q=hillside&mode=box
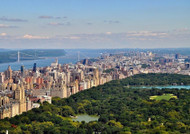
[1,73,190,134]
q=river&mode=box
[0,50,101,72]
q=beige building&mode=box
[50,82,67,98]
[0,83,28,119]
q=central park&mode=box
[0,73,190,134]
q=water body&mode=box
[135,85,190,89]
[72,114,99,123]
[0,50,101,72]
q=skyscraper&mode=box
[175,54,180,59]
[0,73,5,83]
[4,65,12,80]
[21,65,25,76]
[33,63,37,72]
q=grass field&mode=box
[150,94,177,101]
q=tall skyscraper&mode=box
[21,65,25,76]
[14,83,26,114]
[82,59,88,65]
[33,63,37,72]
[4,65,12,80]
[0,73,5,83]
[175,54,180,59]
[185,63,190,69]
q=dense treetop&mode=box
[1,73,190,134]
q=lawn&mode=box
[150,94,177,101]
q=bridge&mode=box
[9,51,43,62]
[77,51,90,61]
[10,51,90,63]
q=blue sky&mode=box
[0,0,190,49]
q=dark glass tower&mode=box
[175,54,179,59]
[33,63,37,72]
[21,65,24,76]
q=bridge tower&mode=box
[77,51,80,62]
[18,51,20,62]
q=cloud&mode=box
[87,22,93,25]
[39,16,67,19]
[0,33,7,36]
[23,34,49,39]
[64,36,80,40]
[0,33,12,40]
[3,30,189,41]
[126,31,168,37]
[48,22,70,26]
[48,22,65,26]
[55,17,61,19]
[173,28,190,32]
[0,24,18,28]
[106,32,112,35]
[55,30,173,42]
[0,17,27,22]
[104,20,120,24]
[39,16,54,19]
[1,29,189,49]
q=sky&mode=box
[0,0,190,49]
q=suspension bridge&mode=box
[10,51,90,63]
[9,51,43,62]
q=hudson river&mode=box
[0,50,100,72]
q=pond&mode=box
[72,114,99,123]
[134,85,190,89]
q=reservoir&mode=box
[72,114,99,123]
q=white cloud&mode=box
[48,22,64,26]
[48,22,70,26]
[23,34,49,39]
[126,31,168,37]
[0,17,27,22]
[173,28,190,32]
[39,16,53,19]
[0,33,7,36]
[0,24,8,28]
[106,32,112,35]
[39,16,67,19]
[64,36,80,40]
[1,29,189,49]
[0,24,18,28]
[104,20,120,24]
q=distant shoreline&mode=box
[0,49,66,64]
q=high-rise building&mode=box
[185,63,190,69]
[0,73,5,83]
[14,83,26,114]
[4,65,12,80]
[21,65,25,76]
[175,54,180,59]
[0,83,28,119]
[33,63,37,72]
[51,58,59,68]
[82,59,88,65]
[93,68,100,86]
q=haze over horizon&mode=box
[0,0,190,49]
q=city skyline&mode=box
[0,0,190,49]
